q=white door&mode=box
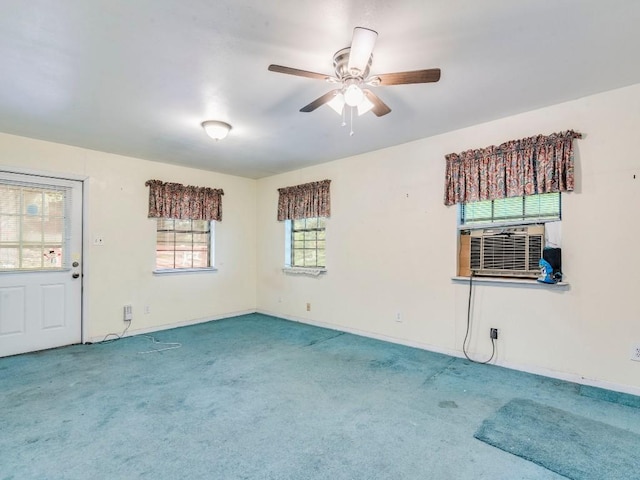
[0,172,83,357]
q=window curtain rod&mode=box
[454,136,581,156]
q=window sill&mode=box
[451,276,569,288]
[153,267,218,276]
[282,267,327,277]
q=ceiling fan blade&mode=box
[300,90,342,113]
[268,64,330,81]
[376,68,441,86]
[363,90,391,117]
[347,27,378,75]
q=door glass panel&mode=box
[44,217,63,244]
[0,183,69,271]
[22,247,44,269]
[0,215,18,242]
[23,217,43,242]
[0,247,18,269]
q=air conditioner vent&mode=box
[464,225,544,278]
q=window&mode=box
[277,179,330,273]
[458,193,562,279]
[461,192,561,227]
[0,182,70,271]
[286,217,326,268]
[446,131,578,282]
[155,219,213,270]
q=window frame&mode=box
[153,218,216,273]
[457,193,563,282]
[284,216,327,270]
[0,181,71,272]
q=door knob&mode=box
[72,273,80,279]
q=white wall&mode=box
[0,133,257,339]
[256,83,640,394]
[2,83,638,394]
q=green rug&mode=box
[474,398,640,479]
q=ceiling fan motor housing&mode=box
[333,48,372,81]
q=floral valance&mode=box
[145,180,224,221]
[277,179,331,221]
[444,130,582,206]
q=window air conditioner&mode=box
[459,225,544,279]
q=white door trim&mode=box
[0,164,88,346]
[0,165,88,183]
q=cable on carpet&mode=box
[137,335,182,354]
[98,321,181,354]
[462,272,496,364]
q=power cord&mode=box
[101,319,132,343]
[462,272,496,364]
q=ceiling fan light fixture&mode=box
[327,93,345,115]
[344,84,365,107]
[201,120,232,140]
[357,96,375,116]
[348,27,378,75]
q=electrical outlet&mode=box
[123,304,132,322]
[395,312,402,323]
[631,344,640,362]
[144,305,150,315]
[306,303,311,312]
[490,328,499,340]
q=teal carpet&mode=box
[579,384,640,409]
[474,398,640,479]
[1,313,639,479]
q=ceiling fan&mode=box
[268,27,441,119]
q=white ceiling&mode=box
[0,1,639,179]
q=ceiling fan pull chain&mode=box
[341,105,346,127]
[350,107,355,136]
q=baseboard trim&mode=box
[87,309,255,344]
[257,309,462,357]
[256,309,640,398]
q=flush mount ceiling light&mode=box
[201,120,232,140]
